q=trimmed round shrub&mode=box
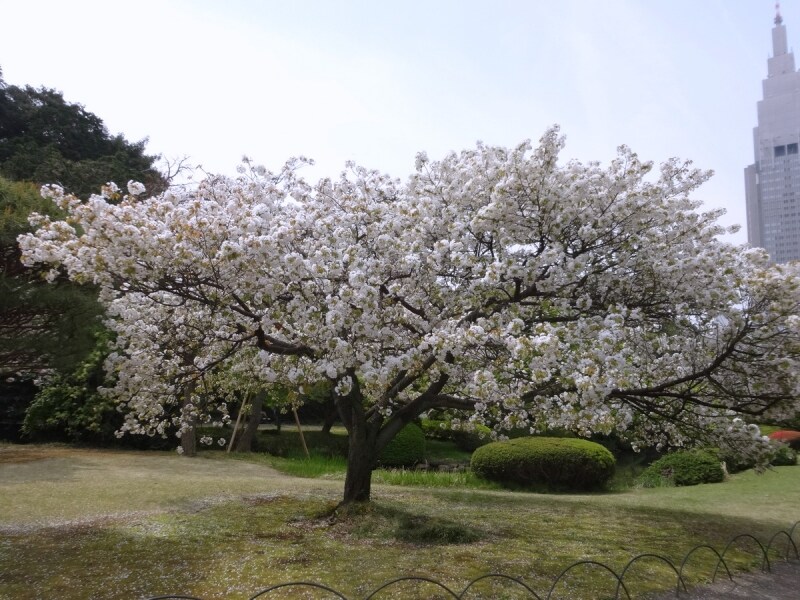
[637,450,724,487]
[379,423,426,467]
[470,437,616,491]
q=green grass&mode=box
[231,450,499,489]
[1,445,799,600]
[372,466,502,489]
[246,451,348,478]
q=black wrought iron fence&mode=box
[145,521,800,600]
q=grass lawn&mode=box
[0,444,798,599]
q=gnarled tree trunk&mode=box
[335,375,380,505]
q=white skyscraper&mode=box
[745,6,800,263]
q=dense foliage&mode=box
[21,334,118,443]
[254,430,348,458]
[0,73,166,198]
[470,436,615,490]
[770,444,797,466]
[19,128,800,503]
[0,176,102,375]
[637,450,725,487]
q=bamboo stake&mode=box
[227,391,250,453]
[292,407,310,458]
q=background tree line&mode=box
[0,66,166,441]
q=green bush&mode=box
[715,448,755,474]
[420,419,451,440]
[637,450,725,487]
[22,337,119,444]
[470,437,616,491]
[771,444,798,466]
[379,423,426,467]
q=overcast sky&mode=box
[1,1,795,244]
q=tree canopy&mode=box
[19,128,800,504]
[0,71,166,198]
[0,67,167,377]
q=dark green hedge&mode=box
[470,436,615,491]
[637,450,725,487]
[379,423,426,467]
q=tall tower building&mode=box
[745,6,800,263]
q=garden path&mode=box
[647,560,800,599]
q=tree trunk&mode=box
[343,422,378,503]
[336,374,379,505]
[235,390,265,452]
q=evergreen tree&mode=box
[0,69,167,197]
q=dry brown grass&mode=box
[0,444,342,530]
[0,444,75,464]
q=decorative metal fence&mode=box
[145,521,800,600]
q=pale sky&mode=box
[0,0,794,245]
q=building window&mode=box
[789,143,799,155]
[776,145,787,157]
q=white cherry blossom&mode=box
[19,127,800,503]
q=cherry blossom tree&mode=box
[19,128,800,505]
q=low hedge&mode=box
[379,423,426,467]
[637,449,724,487]
[470,436,615,491]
